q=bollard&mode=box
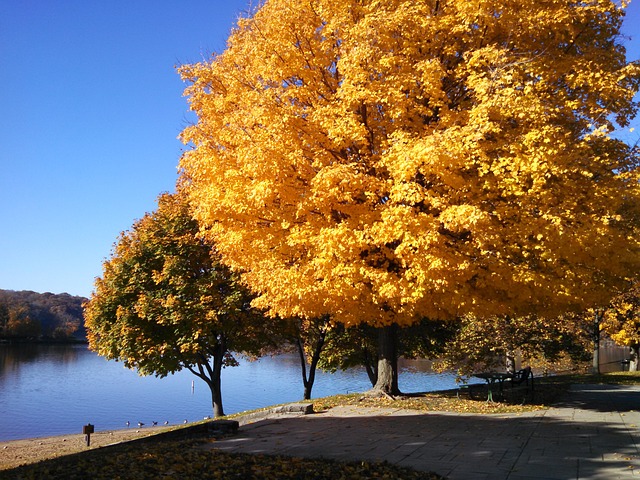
[83,423,95,446]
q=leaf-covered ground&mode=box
[315,379,561,415]
[2,438,444,480]
[313,372,640,415]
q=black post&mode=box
[83,423,94,446]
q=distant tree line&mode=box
[0,289,87,341]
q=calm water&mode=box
[0,344,463,442]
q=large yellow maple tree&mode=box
[179,0,640,393]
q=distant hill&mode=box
[0,289,87,341]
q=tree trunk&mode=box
[202,343,225,417]
[371,324,401,395]
[188,342,226,417]
[363,347,378,387]
[209,373,224,417]
[592,310,601,375]
[505,352,516,374]
[296,328,327,400]
[210,346,224,417]
[296,339,309,398]
[302,381,312,400]
[630,345,639,372]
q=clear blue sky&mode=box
[1,1,639,299]
[0,0,253,298]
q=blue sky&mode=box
[0,0,252,297]
[1,1,639,299]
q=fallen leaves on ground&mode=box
[2,438,444,480]
[315,382,565,415]
[313,373,640,415]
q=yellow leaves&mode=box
[19,437,438,480]
[601,283,640,348]
[439,205,489,234]
[179,0,640,329]
[307,164,370,210]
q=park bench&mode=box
[504,366,534,403]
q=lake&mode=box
[0,344,464,442]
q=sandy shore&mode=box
[0,425,176,470]
[0,406,285,471]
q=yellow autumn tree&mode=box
[179,0,640,394]
[601,282,640,371]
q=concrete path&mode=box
[208,384,640,479]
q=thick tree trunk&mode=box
[302,381,312,400]
[505,352,516,374]
[210,346,224,417]
[304,349,319,400]
[206,345,226,417]
[209,373,224,417]
[371,324,401,395]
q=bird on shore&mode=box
[183,419,188,424]
[164,421,169,425]
[125,421,130,427]
[152,421,158,426]
[138,421,145,428]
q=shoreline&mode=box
[0,424,177,470]
[0,421,178,445]
[0,407,282,471]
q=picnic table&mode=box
[473,367,534,403]
[473,372,514,402]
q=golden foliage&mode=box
[179,0,640,328]
[434,313,593,376]
[601,282,640,347]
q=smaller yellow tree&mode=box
[436,314,592,376]
[601,282,640,371]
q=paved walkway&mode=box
[208,384,640,479]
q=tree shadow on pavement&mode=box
[209,388,640,480]
[550,383,640,413]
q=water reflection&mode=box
[0,344,461,442]
[0,343,81,370]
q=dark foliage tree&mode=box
[84,193,275,417]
